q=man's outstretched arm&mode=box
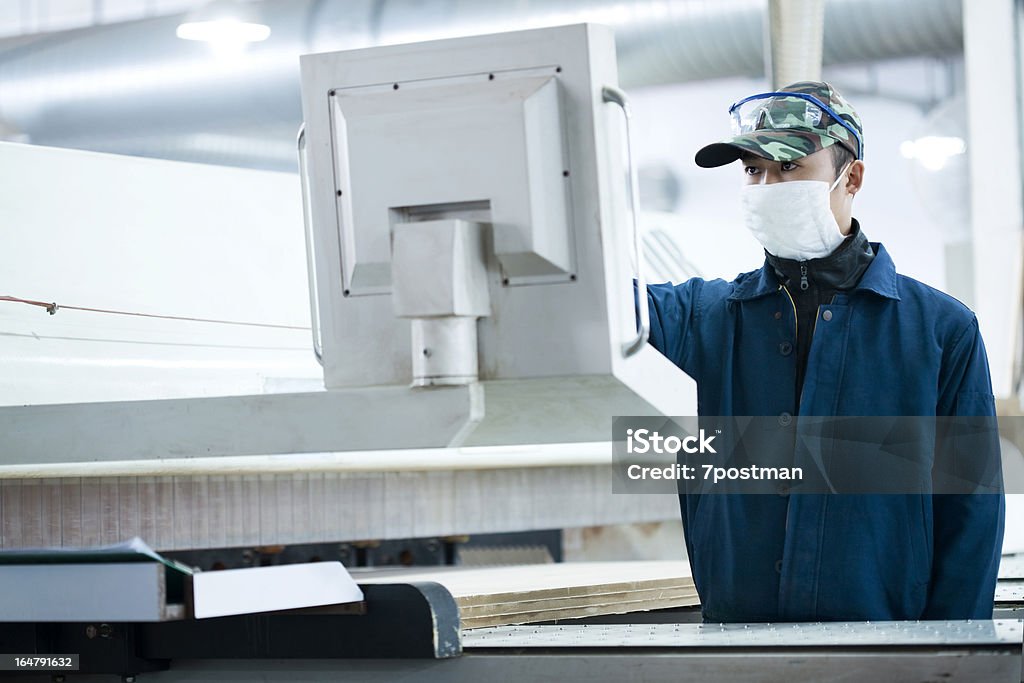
[635,278,703,377]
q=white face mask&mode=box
[740,162,852,261]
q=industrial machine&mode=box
[296,21,693,442]
[0,22,1021,683]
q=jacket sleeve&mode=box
[636,279,703,378]
[922,316,1005,619]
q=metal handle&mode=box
[297,123,324,365]
[602,85,649,358]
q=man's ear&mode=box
[847,160,865,196]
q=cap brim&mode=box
[695,130,835,168]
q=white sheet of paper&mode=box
[191,561,364,619]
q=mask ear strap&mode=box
[829,160,854,193]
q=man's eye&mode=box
[744,166,760,175]
[781,162,798,171]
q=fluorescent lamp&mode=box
[176,0,270,57]
[900,135,966,172]
[176,18,271,43]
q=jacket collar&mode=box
[765,219,874,292]
[728,221,901,302]
[852,242,901,301]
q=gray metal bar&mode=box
[462,620,1024,648]
[61,650,1022,683]
[0,469,677,551]
[0,563,180,622]
[0,385,479,466]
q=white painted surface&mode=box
[191,561,364,618]
[0,142,322,406]
[0,441,614,478]
[963,0,1024,399]
[301,24,697,422]
[332,72,572,289]
[0,562,167,621]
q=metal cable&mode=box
[0,294,310,330]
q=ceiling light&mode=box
[900,135,966,172]
[176,0,270,56]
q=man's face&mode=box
[739,146,862,234]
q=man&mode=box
[645,81,1004,622]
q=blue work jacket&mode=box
[645,242,1005,622]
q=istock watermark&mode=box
[625,428,718,455]
[611,415,1005,495]
[625,462,804,484]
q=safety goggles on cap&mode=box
[728,91,864,160]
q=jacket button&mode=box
[778,412,792,426]
[774,559,783,574]
[773,311,782,320]
[778,341,793,356]
[822,309,833,322]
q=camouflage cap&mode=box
[695,81,863,168]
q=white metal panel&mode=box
[0,562,171,621]
[391,220,490,317]
[0,385,482,466]
[963,0,1024,399]
[0,142,321,406]
[332,72,572,290]
[300,23,696,416]
[301,25,602,385]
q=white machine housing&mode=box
[299,23,695,443]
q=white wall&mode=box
[0,0,205,37]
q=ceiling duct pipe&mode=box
[766,0,826,88]
[0,0,962,171]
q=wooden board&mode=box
[352,561,698,628]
